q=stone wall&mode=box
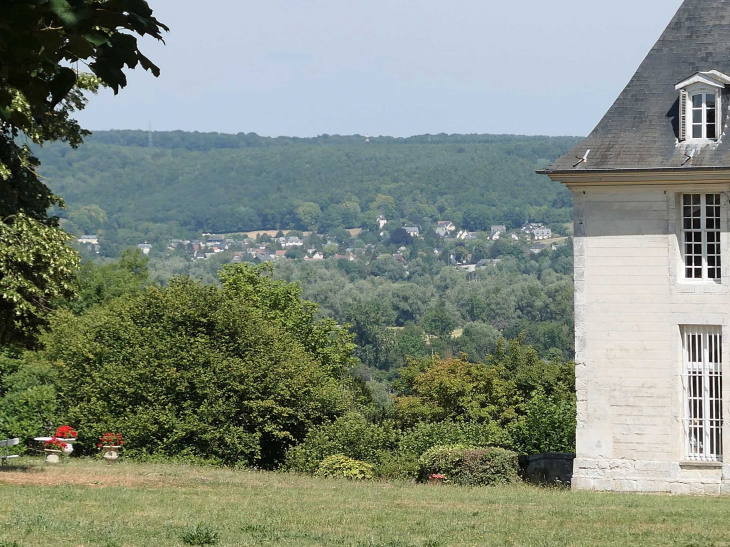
[573,457,730,495]
[569,185,730,493]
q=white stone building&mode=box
[542,0,730,494]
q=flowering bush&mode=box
[44,438,68,452]
[428,473,447,482]
[98,432,124,447]
[55,425,77,439]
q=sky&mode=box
[76,0,685,138]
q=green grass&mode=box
[1,460,729,546]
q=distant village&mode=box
[76,217,567,271]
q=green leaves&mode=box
[0,213,79,348]
[42,269,357,466]
[49,67,77,107]
[0,0,167,345]
[49,0,80,26]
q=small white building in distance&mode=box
[541,0,730,494]
[532,228,552,240]
[78,235,98,245]
[490,225,507,239]
[137,243,152,255]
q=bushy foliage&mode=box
[373,451,420,481]
[397,421,511,457]
[315,454,375,481]
[393,353,521,426]
[0,351,59,452]
[509,388,576,455]
[392,340,575,456]
[285,412,399,474]
[44,266,358,466]
[1,0,166,347]
[418,445,520,486]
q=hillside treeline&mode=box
[34,131,580,247]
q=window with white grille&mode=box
[682,326,723,462]
[681,194,722,281]
[691,92,717,140]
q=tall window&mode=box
[682,326,723,462]
[691,93,717,139]
[682,194,721,281]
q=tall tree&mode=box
[0,0,168,346]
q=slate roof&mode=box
[546,0,730,173]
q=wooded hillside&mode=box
[35,131,581,245]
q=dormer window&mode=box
[675,70,730,142]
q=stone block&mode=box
[700,483,721,496]
[575,458,599,469]
[636,480,671,493]
[612,480,637,492]
[592,479,614,491]
[572,477,594,491]
[670,482,691,495]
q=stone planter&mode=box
[59,438,76,456]
[102,445,121,464]
[45,449,62,464]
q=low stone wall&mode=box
[572,458,730,494]
[523,452,575,485]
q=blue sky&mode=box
[77,0,684,138]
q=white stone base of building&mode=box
[572,458,730,495]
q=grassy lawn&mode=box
[1,460,729,547]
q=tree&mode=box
[297,202,322,230]
[420,301,457,340]
[390,228,413,246]
[371,194,397,219]
[38,265,361,466]
[64,248,149,313]
[0,0,168,346]
[345,300,397,371]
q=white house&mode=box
[78,235,98,245]
[533,228,552,240]
[490,225,507,239]
[541,0,730,494]
[435,221,456,237]
[137,243,152,255]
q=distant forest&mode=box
[34,131,581,249]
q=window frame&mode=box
[680,86,722,142]
[690,92,717,140]
[682,325,723,462]
[680,193,722,283]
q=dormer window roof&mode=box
[675,70,730,143]
[675,70,730,90]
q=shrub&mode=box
[509,388,576,455]
[181,525,219,545]
[316,454,374,480]
[418,445,519,486]
[0,351,59,453]
[285,412,399,474]
[398,421,510,457]
[374,451,419,481]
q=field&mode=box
[1,460,729,547]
